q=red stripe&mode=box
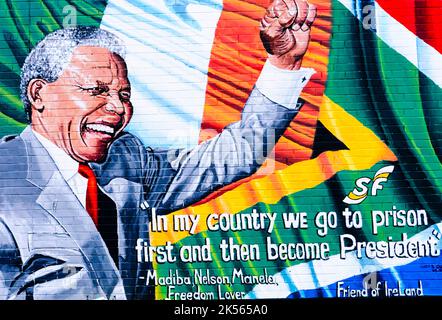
[376,0,442,54]
[415,0,442,54]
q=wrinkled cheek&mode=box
[68,119,87,149]
[69,131,84,152]
[126,105,134,124]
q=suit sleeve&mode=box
[144,69,312,214]
[0,220,23,300]
[0,218,109,300]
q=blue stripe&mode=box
[288,255,442,298]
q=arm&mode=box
[149,74,311,213]
[0,221,22,300]
[144,0,317,213]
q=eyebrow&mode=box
[78,80,130,91]
[92,66,112,69]
[96,80,111,87]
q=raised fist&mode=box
[260,0,317,70]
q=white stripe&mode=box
[338,0,442,88]
[245,222,442,298]
[101,0,223,148]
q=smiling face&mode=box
[30,46,133,163]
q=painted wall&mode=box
[0,0,440,300]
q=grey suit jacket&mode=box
[0,88,302,300]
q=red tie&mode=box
[78,163,99,226]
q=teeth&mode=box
[85,123,115,135]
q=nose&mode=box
[104,92,125,115]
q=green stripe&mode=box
[0,112,25,137]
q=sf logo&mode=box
[343,165,395,205]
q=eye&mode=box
[76,84,109,96]
[119,91,131,101]
[87,86,109,96]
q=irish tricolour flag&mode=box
[0,0,440,298]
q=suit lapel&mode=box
[21,127,124,299]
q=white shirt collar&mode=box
[32,129,80,182]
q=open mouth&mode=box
[82,121,122,140]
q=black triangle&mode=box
[311,120,349,159]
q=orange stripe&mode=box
[199,0,331,153]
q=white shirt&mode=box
[255,61,315,110]
[33,64,315,208]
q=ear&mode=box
[27,79,48,113]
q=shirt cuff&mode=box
[255,59,316,110]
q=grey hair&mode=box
[20,26,126,123]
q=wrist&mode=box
[268,55,303,70]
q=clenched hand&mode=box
[260,0,317,70]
